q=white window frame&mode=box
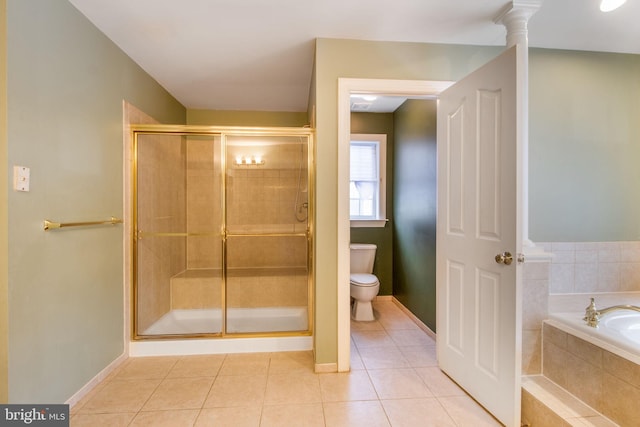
[350,133,387,228]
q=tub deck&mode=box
[548,293,640,365]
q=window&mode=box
[350,134,387,227]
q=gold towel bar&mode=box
[43,217,123,231]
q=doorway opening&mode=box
[337,79,453,371]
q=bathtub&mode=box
[547,295,640,365]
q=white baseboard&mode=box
[66,351,128,408]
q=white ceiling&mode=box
[68,0,640,112]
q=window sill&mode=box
[350,219,388,228]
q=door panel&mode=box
[134,133,223,337]
[437,46,521,427]
[446,104,465,235]
[476,268,499,377]
[445,260,465,354]
[224,134,310,334]
[477,90,502,241]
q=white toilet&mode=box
[350,243,380,321]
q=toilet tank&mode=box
[350,243,377,274]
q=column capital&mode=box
[494,0,543,47]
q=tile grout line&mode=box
[129,357,181,424]
[192,354,227,426]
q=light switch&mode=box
[13,166,30,192]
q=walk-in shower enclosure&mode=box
[131,126,313,339]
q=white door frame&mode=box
[336,78,454,371]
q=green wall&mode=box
[6,0,185,402]
[0,0,8,404]
[313,38,502,365]
[350,112,394,296]
[187,109,308,127]
[392,99,438,330]
[529,49,640,242]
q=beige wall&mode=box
[6,0,185,402]
[313,38,501,364]
[0,0,8,404]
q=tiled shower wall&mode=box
[522,241,640,375]
[173,139,309,310]
[227,168,303,229]
[183,140,309,270]
[225,144,308,269]
[186,137,222,270]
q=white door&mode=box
[436,46,522,427]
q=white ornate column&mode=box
[495,0,543,254]
[496,1,552,381]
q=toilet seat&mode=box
[350,273,379,287]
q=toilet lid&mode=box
[350,273,379,286]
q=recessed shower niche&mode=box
[131,126,313,339]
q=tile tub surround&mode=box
[522,240,640,374]
[521,376,617,427]
[548,292,640,314]
[540,241,640,294]
[542,322,640,426]
[522,260,551,375]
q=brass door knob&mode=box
[495,251,513,265]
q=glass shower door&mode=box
[134,132,223,337]
[225,134,310,334]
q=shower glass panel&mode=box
[132,127,312,339]
[134,133,223,336]
[225,135,309,333]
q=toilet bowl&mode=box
[350,243,380,321]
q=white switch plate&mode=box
[13,166,30,192]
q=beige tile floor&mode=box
[71,300,501,426]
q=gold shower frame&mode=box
[130,124,315,341]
